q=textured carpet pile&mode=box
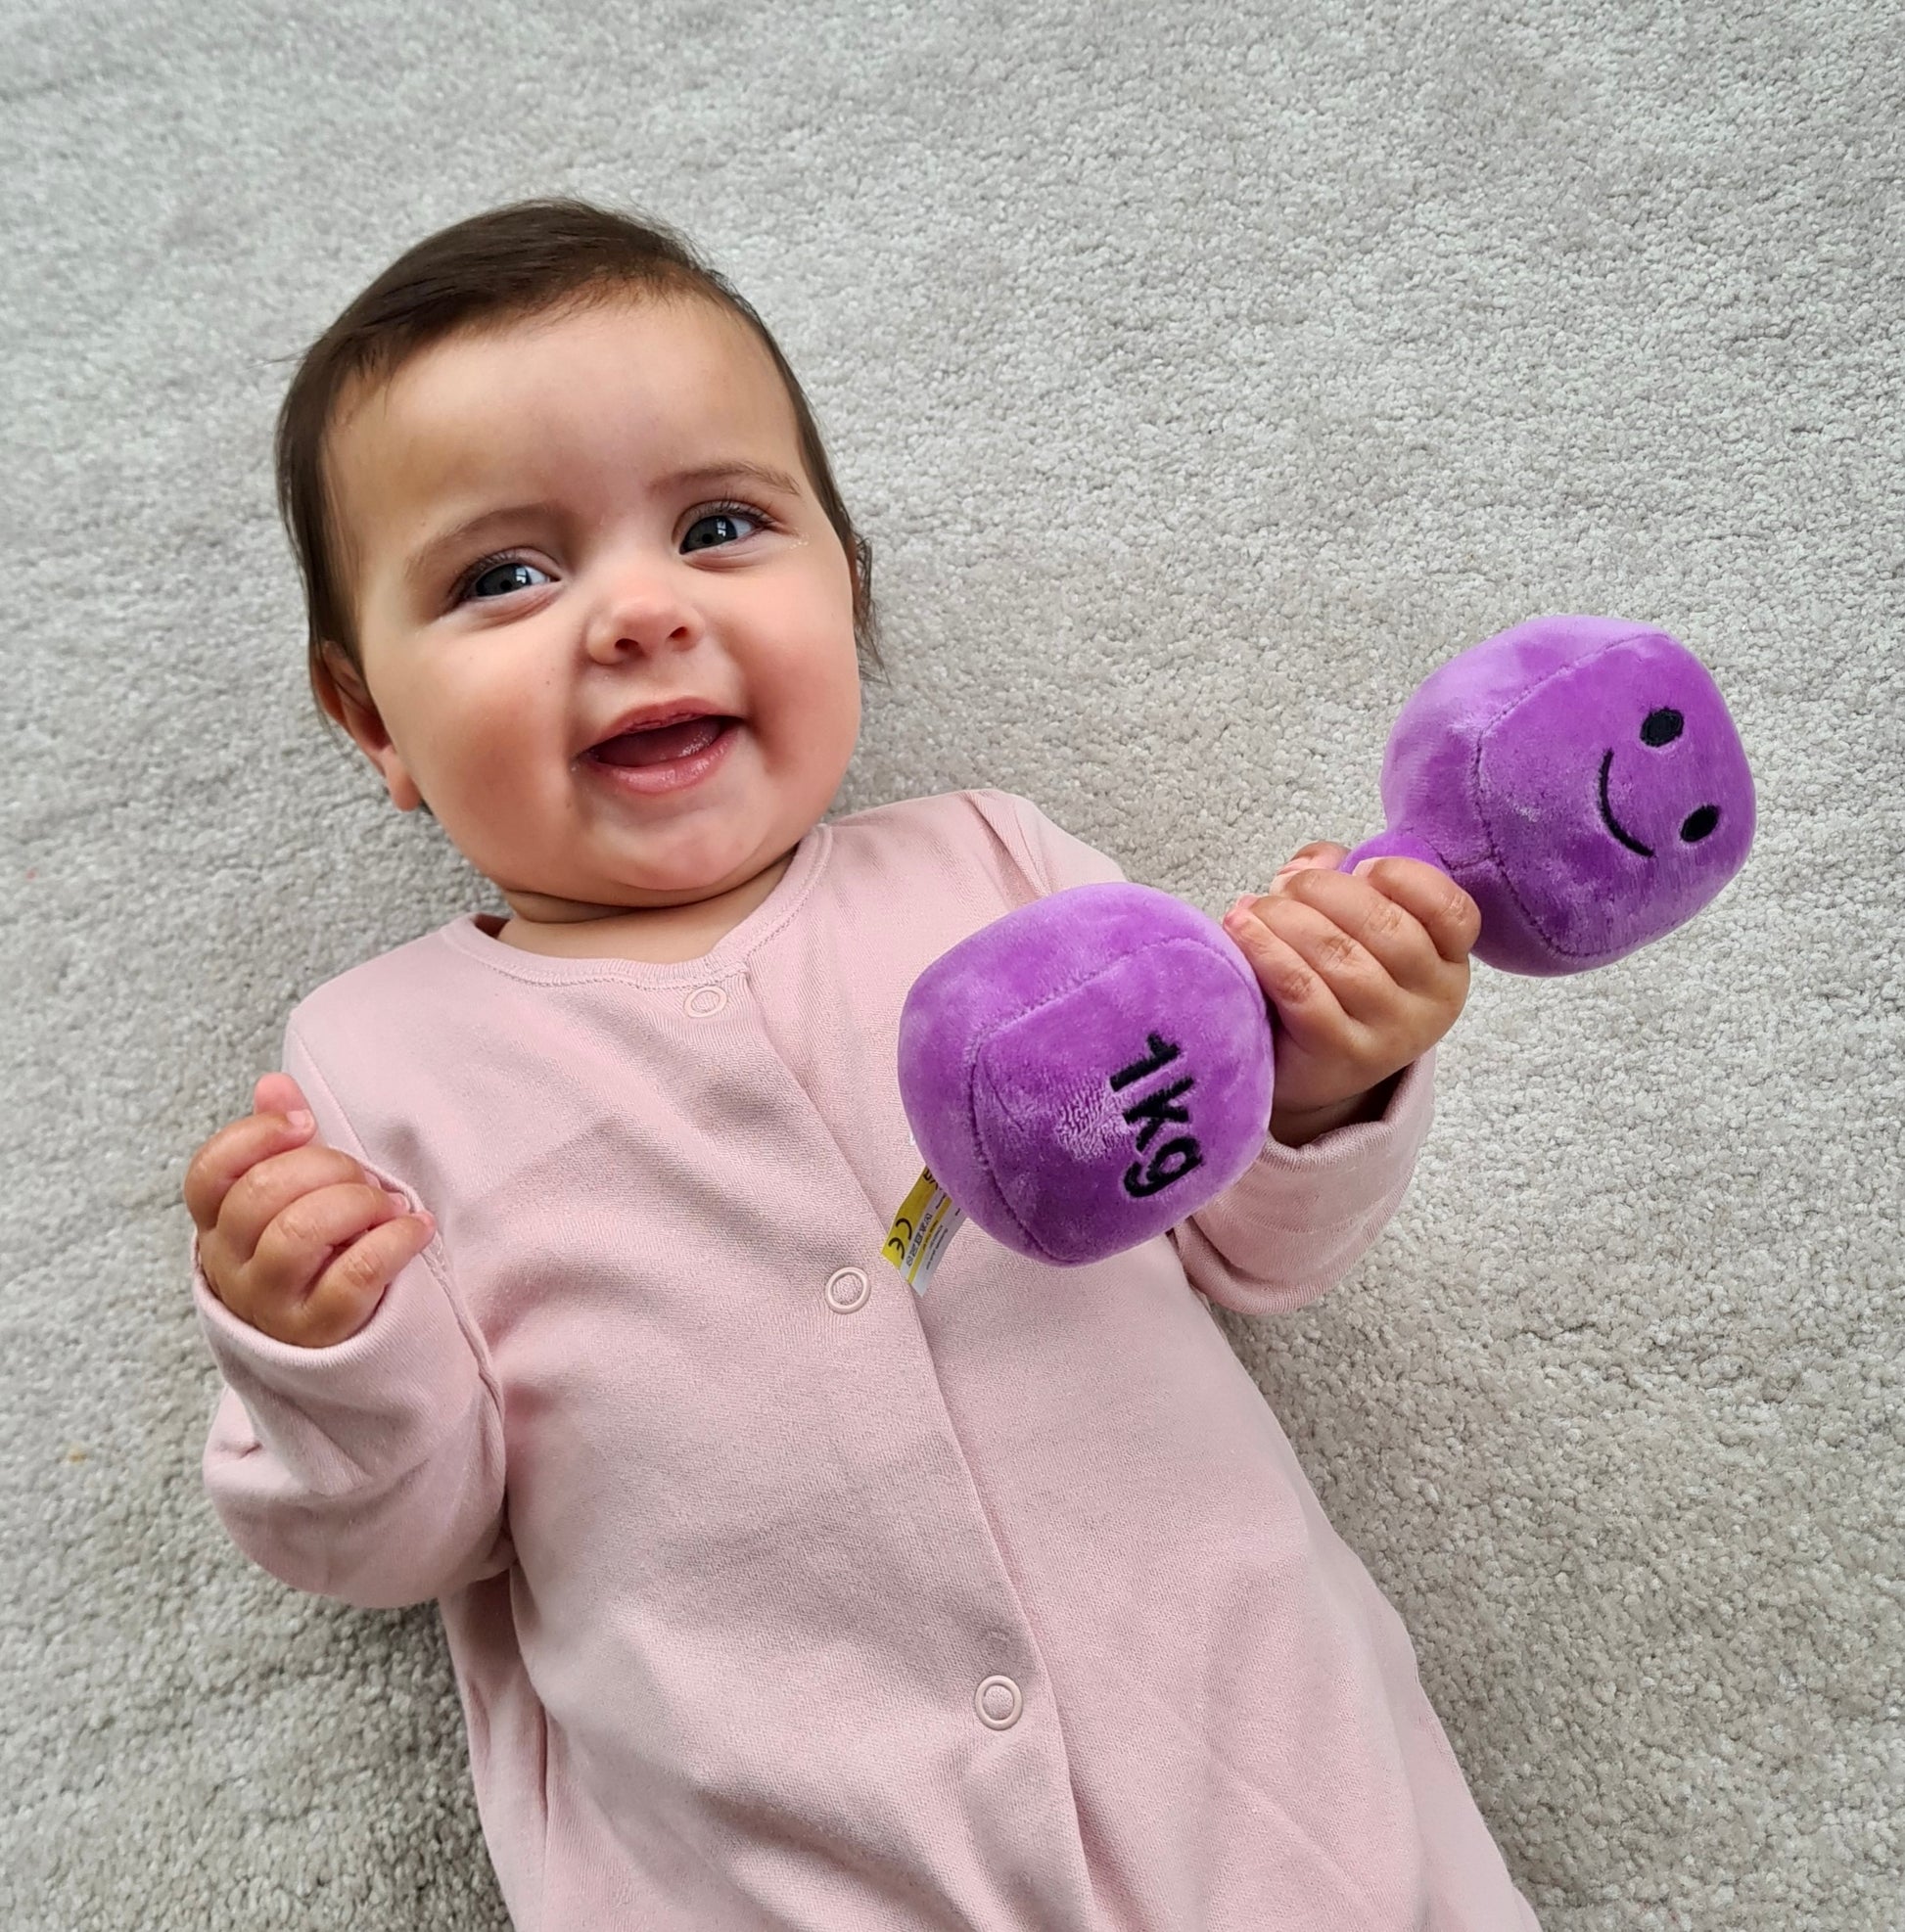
[2,1,1898,1925]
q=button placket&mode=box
[643,924,1041,1756]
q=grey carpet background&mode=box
[3,0,1899,1925]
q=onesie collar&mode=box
[436,818,833,989]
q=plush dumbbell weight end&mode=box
[1336,614,1757,975]
[895,884,1275,1266]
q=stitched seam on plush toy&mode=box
[967,1047,1053,1261]
[1472,631,1652,964]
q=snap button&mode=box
[684,985,727,1018]
[824,1266,870,1313]
[975,1675,1022,1729]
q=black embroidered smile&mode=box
[1598,749,1653,856]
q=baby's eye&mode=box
[681,507,766,553]
[461,558,553,603]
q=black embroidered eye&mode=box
[1680,805,1720,843]
[1641,708,1684,747]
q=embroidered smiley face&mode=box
[1597,706,1724,856]
[1472,632,1756,968]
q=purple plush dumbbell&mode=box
[1339,615,1756,973]
[896,615,1755,1269]
[896,886,1275,1266]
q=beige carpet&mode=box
[2,0,1898,1924]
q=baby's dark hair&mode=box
[275,196,883,761]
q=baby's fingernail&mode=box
[286,1109,314,1132]
[1352,858,1376,877]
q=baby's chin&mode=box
[496,839,803,926]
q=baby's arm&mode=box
[186,1056,511,1610]
[1164,1049,1435,1316]
[986,790,1438,1318]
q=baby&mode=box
[183,198,1540,1930]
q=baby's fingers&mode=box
[241,1181,434,1348]
[1268,841,1351,883]
[183,1105,319,1237]
[1349,856,1481,965]
[1223,902,1351,1044]
[253,1071,313,1125]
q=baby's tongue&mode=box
[594,717,725,767]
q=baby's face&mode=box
[322,293,861,924]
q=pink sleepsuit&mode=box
[193,787,1541,1930]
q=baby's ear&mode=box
[312,649,409,792]
[312,645,423,811]
[315,643,378,733]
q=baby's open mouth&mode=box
[591,717,736,767]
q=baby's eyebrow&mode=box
[659,460,805,500]
[402,461,806,592]
[405,501,562,592]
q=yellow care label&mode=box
[882,1165,968,1295]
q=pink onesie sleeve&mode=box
[193,1020,513,1611]
[992,790,1437,1318]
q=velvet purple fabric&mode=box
[1340,615,1756,974]
[896,884,1275,1265]
[897,614,1756,1265]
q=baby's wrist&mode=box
[1268,1076,1397,1148]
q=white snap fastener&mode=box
[684,985,726,1018]
[975,1675,1022,1729]
[825,1266,869,1313]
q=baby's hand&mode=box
[1223,843,1481,1143]
[183,1073,436,1348]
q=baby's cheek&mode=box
[760,625,860,750]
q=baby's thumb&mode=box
[252,1071,310,1122]
[1267,841,1351,887]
